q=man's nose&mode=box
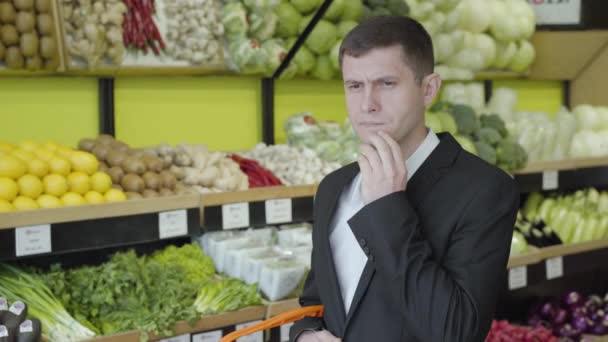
[361,87,380,114]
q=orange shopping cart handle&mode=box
[219,305,324,342]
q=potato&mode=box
[39,35,54,58]
[0,3,15,24]
[35,13,50,35]
[15,11,33,32]
[1,24,18,45]
[43,55,57,70]
[5,46,23,69]
[25,55,40,70]
[35,0,49,13]
[19,31,37,56]
[0,41,4,59]
[13,0,33,11]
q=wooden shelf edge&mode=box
[0,194,200,230]
[508,248,542,269]
[201,185,318,207]
[514,157,608,175]
[537,238,608,260]
[266,298,301,318]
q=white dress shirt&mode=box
[329,129,440,314]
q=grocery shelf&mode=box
[87,305,267,342]
[513,157,608,192]
[0,194,201,261]
[201,185,317,231]
[515,157,608,175]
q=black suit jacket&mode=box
[290,133,519,342]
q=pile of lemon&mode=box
[0,141,127,212]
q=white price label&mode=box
[509,266,527,290]
[15,224,51,257]
[0,326,7,337]
[265,198,292,224]
[159,209,188,239]
[19,320,33,333]
[222,202,250,230]
[281,322,294,342]
[9,301,25,316]
[528,0,581,25]
[192,330,222,342]
[0,298,7,311]
[236,321,263,342]
[546,256,564,279]
[158,334,190,342]
[542,170,559,190]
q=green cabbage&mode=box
[330,40,341,71]
[338,20,357,39]
[456,0,491,33]
[263,39,287,75]
[299,14,313,33]
[493,41,517,69]
[340,0,363,21]
[311,55,336,80]
[293,45,316,75]
[249,12,278,41]
[275,1,303,37]
[221,2,249,39]
[243,0,281,13]
[305,20,338,55]
[324,0,346,22]
[291,0,321,14]
[509,40,535,73]
[229,38,268,74]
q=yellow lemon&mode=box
[56,147,74,160]
[10,149,35,162]
[0,177,19,202]
[34,148,55,162]
[27,159,49,178]
[48,157,71,176]
[71,151,99,176]
[67,172,90,195]
[91,172,112,193]
[0,142,14,153]
[84,191,105,204]
[13,196,39,210]
[17,174,43,199]
[104,189,127,202]
[0,199,14,212]
[42,142,60,152]
[61,192,86,206]
[0,155,27,180]
[43,174,68,197]
[18,140,40,152]
[37,194,63,208]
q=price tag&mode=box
[236,321,263,342]
[19,320,33,333]
[0,298,8,311]
[0,326,7,337]
[546,256,564,280]
[159,209,188,239]
[509,266,527,290]
[15,224,51,257]
[265,198,292,224]
[222,202,249,230]
[528,0,581,25]
[542,170,558,190]
[9,301,25,315]
[281,322,294,342]
[158,334,190,342]
[192,330,222,342]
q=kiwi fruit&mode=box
[43,55,57,70]
[0,3,16,24]
[25,55,40,70]
[13,0,33,11]
[19,31,37,56]
[110,140,130,153]
[142,155,164,173]
[78,138,97,152]
[107,166,124,184]
[98,161,109,173]
[122,156,146,175]
[111,184,123,191]
[39,35,54,58]
[158,188,173,197]
[142,172,161,190]
[126,192,142,200]
[1,24,18,45]
[35,0,50,13]
[91,144,110,161]
[106,150,128,168]
[159,171,177,190]
[121,173,145,193]
[142,189,159,198]
[36,13,51,35]
[5,46,23,68]
[96,134,115,145]
[0,41,5,59]
[15,11,34,33]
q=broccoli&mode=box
[387,0,409,15]
[480,114,508,138]
[475,127,502,146]
[429,101,453,113]
[450,104,479,136]
[496,139,528,171]
[474,141,497,165]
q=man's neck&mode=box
[399,125,429,161]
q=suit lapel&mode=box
[316,162,360,331]
[342,133,461,332]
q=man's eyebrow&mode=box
[344,79,362,84]
[373,76,399,82]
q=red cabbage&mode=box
[564,291,583,307]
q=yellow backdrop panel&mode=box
[114,76,261,151]
[494,80,564,115]
[0,77,98,147]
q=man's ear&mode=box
[422,73,442,107]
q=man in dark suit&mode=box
[290,16,519,342]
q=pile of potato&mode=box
[0,0,59,70]
[78,135,187,199]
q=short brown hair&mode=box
[339,16,434,83]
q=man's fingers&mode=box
[378,131,407,175]
[369,133,396,177]
[358,154,372,179]
[359,144,381,173]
